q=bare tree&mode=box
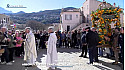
[26,20,45,30]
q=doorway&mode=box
[67,25,70,32]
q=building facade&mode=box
[0,14,10,28]
[60,0,124,31]
[60,8,82,31]
[82,0,117,25]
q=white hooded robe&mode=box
[46,33,58,67]
[24,31,37,65]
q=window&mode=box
[1,20,3,23]
[65,14,72,20]
[4,18,5,20]
[65,15,67,20]
[8,18,9,21]
[87,5,88,9]
[6,18,8,23]
[76,15,78,18]
[70,15,72,20]
[87,15,89,23]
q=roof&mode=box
[61,8,80,12]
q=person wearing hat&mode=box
[0,27,12,65]
[46,26,58,70]
[79,28,88,58]
[24,27,37,66]
[86,27,99,64]
[91,27,99,62]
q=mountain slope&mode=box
[7,7,77,24]
[0,7,12,14]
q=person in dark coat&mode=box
[79,28,87,58]
[118,27,124,64]
[86,27,99,64]
[58,31,62,48]
[72,30,77,48]
[34,31,41,50]
[91,27,99,62]
[21,31,26,55]
[71,31,74,48]
[61,32,66,47]
[66,31,72,48]
[77,30,82,49]
[40,31,48,49]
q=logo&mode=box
[6,4,27,8]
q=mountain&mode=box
[16,11,25,14]
[0,7,12,14]
[6,7,77,24]
[63,7,76,10]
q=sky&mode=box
[0,0,124,13]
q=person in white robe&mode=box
[24,27,37,66]
[46,26,58,70]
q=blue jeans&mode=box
[99,48,103,57]
[77,39,81,49]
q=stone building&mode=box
[0,14,10,28]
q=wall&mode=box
[61,12,81,31]
[0,14,10,28]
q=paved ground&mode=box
[0,48,123,70]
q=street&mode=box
[0,48,123,70]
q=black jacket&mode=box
[0,32,8,45]
[118,33,124,47]
[86,30,99,48]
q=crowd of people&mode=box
[0,26,124,67]
[0,27,38,66]
[53,27,124,65]
[0,27,25,65]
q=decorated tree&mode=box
[91,1,123,46]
